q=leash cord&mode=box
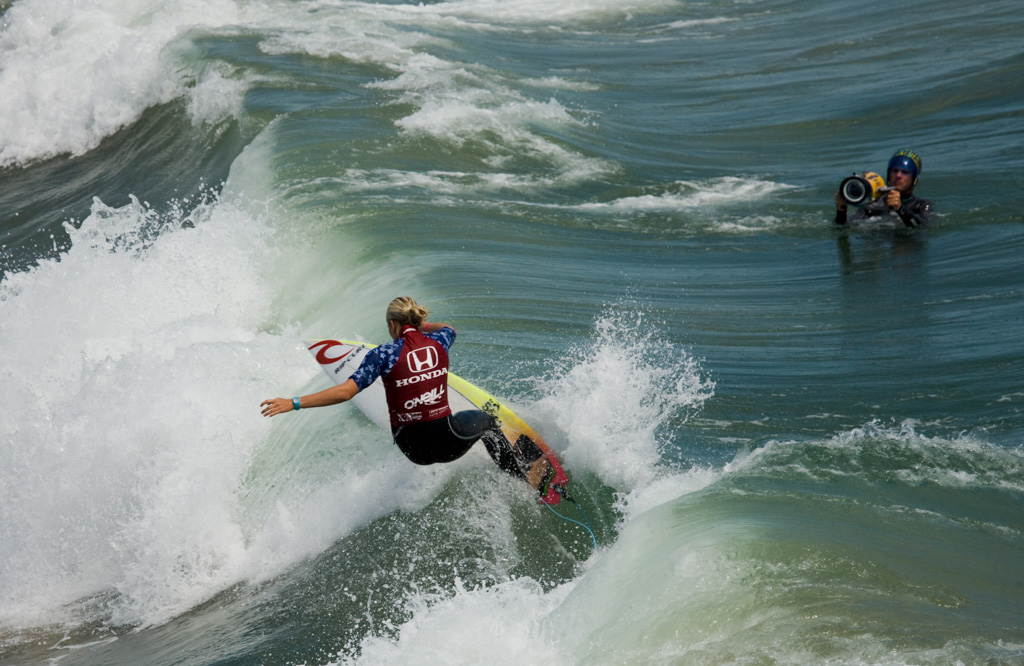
[543,498,598,550]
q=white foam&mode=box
[575,177,789,213]
[368,55,614,186]
[0,188,271,626]
[258,2,618,187]
[0,136,429,629]
[530,310,715,494]
[329,577,575,666]
[185,65,251,128]
[0,0,255,166]
[397,0,678,24]
[0,0,634,176]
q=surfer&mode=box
[834,149,935,227]
[261,297,515,470]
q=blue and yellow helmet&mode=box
[888,149,922,185]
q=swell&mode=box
[0,101,246,277]
[546,425,1024,664]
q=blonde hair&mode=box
[386,296,429,328]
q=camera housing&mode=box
[839,171,890,206]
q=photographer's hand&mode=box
[833,191,849,225]
[886,189,902,211]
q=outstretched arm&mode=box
[422,321,453,334]
[261,378,360,417]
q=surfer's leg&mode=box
[448,409,495,439]
[447,409,525,479]
[480,430,527,479]
[396,412,527,477]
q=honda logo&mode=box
[407,346,439,373]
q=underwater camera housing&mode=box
[839,171,893,206]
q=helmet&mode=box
[888,149,922,185]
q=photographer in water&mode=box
[834,149,935,227]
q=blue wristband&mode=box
[292,397,301,411]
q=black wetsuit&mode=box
[392,410,496,465]
[392,412,527,479]
[835,193,935,228]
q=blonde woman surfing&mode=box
[261,297,511,469]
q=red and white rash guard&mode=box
[381,325,453,427]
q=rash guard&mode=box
[349,326,457,426]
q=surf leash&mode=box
[543,494,598,551]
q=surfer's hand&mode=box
[260,398,293,417]
[834,191,847,211]
[886,189,902,211]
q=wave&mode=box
[331,423,1024,665]
[0,149,713,635]
[0,0,680,169]
[0,0,253,167]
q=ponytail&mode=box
[386,296,429,328]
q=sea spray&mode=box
[532,308,715,493]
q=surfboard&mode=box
[306,339,571,505]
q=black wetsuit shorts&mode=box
[392,410,495,465]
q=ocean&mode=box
[2,0,1023,663]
